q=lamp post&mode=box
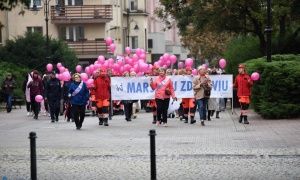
[127,19,139,48]
[264,0,272,62]
[31,0,60,63]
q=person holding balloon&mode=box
[233,64,253,124]
[68,73,90,130]
[45,71,62,123]
[27,70,44,120]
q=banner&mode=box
[111,75,233,100]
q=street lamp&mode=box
[264,0,273,62]
[127,19,139,48]
[31,0,61,63]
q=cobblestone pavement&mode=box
[0,106,300,180]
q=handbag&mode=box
[203,85,211,97]
[165,89,171,95]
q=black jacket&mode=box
[1,78,17,95]
[45,77,62,100]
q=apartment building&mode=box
[0,0,188,67]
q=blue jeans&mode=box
[6,94,12,109]
[195,98,208,120]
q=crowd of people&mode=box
[1,63,253,129]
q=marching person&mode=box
[233,64,253,124]
[93,68,111,126]
[27,70,43,119]
[193,66,212,126]
[68,73,89,130]
[122,71,133,121]
[150,67,176,127]
[1,73,17,113]
[182,67,197,124]
[45,71,62,123]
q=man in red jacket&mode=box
[93,68,111,126]
[233,64,253,124]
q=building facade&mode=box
[0,0,188,68]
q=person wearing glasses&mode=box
[68,73,89,130]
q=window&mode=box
[60,26,84,41]
[131,36,138,49]
[30,0,42,7]
[67,0,83,6]
[148,39,153,49]
[27,27,43,33]
[130,0,137,11]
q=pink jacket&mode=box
[150,75,175,99]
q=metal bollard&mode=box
[29,132,37,180]
[149,129,157,180]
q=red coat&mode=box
[233,73,253,97]
[93,76,110,99]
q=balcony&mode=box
[51,5,112,24]
[66,39,111,56]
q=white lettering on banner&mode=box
[111,75,233,100]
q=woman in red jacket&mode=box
[150,67,176,127]
[93,68,111,126]
[233,64,253,124]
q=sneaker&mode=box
[29,112,33,116]
[164,123,168,127]
[48,113,51,117]
[27,112,30,116]
[43,112,47,116]
[201,120,205,126]
[156,121,160,126]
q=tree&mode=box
[0,31,78,72]
[156,0,300,60]
[0,0,30,10]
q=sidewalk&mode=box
[0,106,300,179]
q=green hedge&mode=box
[243,54,300,119]
[0,62,31,102]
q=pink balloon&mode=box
[251,72,260,81]
[56,63,62,69]
[35,95,43,102]
[46,63,53,72]
[136,48,141,57]
[109,44,116,52]
[86,79,94,88]
[141,49,146,55]
[106,37,112,46]
[59,66,65,73]
[163,53,170,61]
[98,56,105,64]
[173,69,177,74]
[202,64,208,70]
[117,59,123,66]
[75,65,82,73]
[154,62,160,67]
[162,65,168,69]
[62,71,71,81]
[92,70,98,77]
[219,59,226,69]
[192,69,198,75]
[140,54,146,60]
[85,67,91,74]
[113,64,120,71]
[170,55,177,64]
[179,62,185,69]
[132,54,139,62]
[125,47,131,54]
[108,58,114,65]
[166,60,171,67]
[185,58,193,67]
[80,73,88,82]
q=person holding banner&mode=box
[193,66,212,126]
[122,71,134,121]
[93,68,111,126]
[233,64,253,124]
[150,67,176,127]
[149,66,159,124]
